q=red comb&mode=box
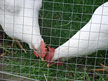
[33,50,39,57]
[45,46,63,65]
[40,41,47,58]
[45,46,55,62]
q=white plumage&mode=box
[52,2,108,61]
[0,0,43,53]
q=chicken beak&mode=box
[47,63,54,67]
[47,64,50,67]
[33,49,44,61]
[41,58,44,61]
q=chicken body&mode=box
[0,0,43,53]
[52,2,108,61]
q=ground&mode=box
[0,0,108,81]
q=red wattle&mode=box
[40,41,47,58]
[33,50,39,57]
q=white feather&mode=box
[52,2,108,61]
[0,0,42,50]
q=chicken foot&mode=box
[9,39,26,53]
[0,48,11,57]
[0,53,5,57]
[14,39,27,53]
[92,63,108,72]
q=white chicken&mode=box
[0,0,46,60]
[45,1,108,70]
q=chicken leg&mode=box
[14,39,27,53]
[0,53,5,57]
[0,39,26,57]
[0,48,11,57]
[9,39,27,53]
[92,63,108,72]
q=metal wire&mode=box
[0,0,108,81]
